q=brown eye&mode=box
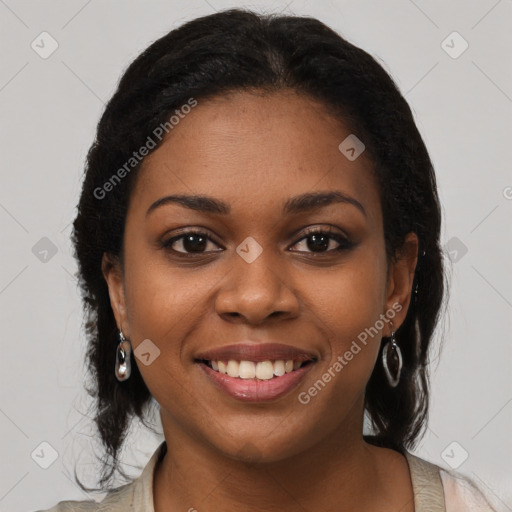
[163,231,221,254]
[290,228,354,254]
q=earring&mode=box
[115,330,132,382]
[382,329,402,387]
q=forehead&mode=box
[130,90,380,224]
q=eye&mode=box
[161,226,354,257]
[290,227,354,254]
[162,230,222,255]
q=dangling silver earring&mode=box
[115,330,132,381]
[382,329,402,387]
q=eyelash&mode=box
[161,226,354,257]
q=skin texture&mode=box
[103,90,419,511]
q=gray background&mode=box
[1,0,511,510]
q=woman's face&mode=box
[104,90,417,462]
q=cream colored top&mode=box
[35,441,501,511]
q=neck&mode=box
[153,402,392,512]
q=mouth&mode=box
[194,342,318,401]
[195,358,315,380]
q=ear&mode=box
[384,232,419,335]
[101,252,130,336]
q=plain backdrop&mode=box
[1,1,511,511]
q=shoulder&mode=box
[32,482,136,512]
[405,451,501,512]
[33,501,103,512]
[439,468,504,512]
[33,441,166,512]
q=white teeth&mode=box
[238,360,256,379]
[207,359,307,380]
[256,360,274,380]
[226,360,239,378]
[273,360,285,376]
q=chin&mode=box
[208,427,313,465]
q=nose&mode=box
[215,248,300,325]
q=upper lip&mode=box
[195,343,317,363]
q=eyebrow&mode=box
[146,191,366,218]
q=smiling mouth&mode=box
[196,358,315,380]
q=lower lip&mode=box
[197,361,315,402]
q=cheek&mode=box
[308,254,386,327]
[125,260,208,341]
[122,250,229,391]
[294,269,386,422]
[122,262,206,404]
[302,250,387,374]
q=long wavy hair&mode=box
[71,8,447,492]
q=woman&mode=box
[36,8,500,512]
